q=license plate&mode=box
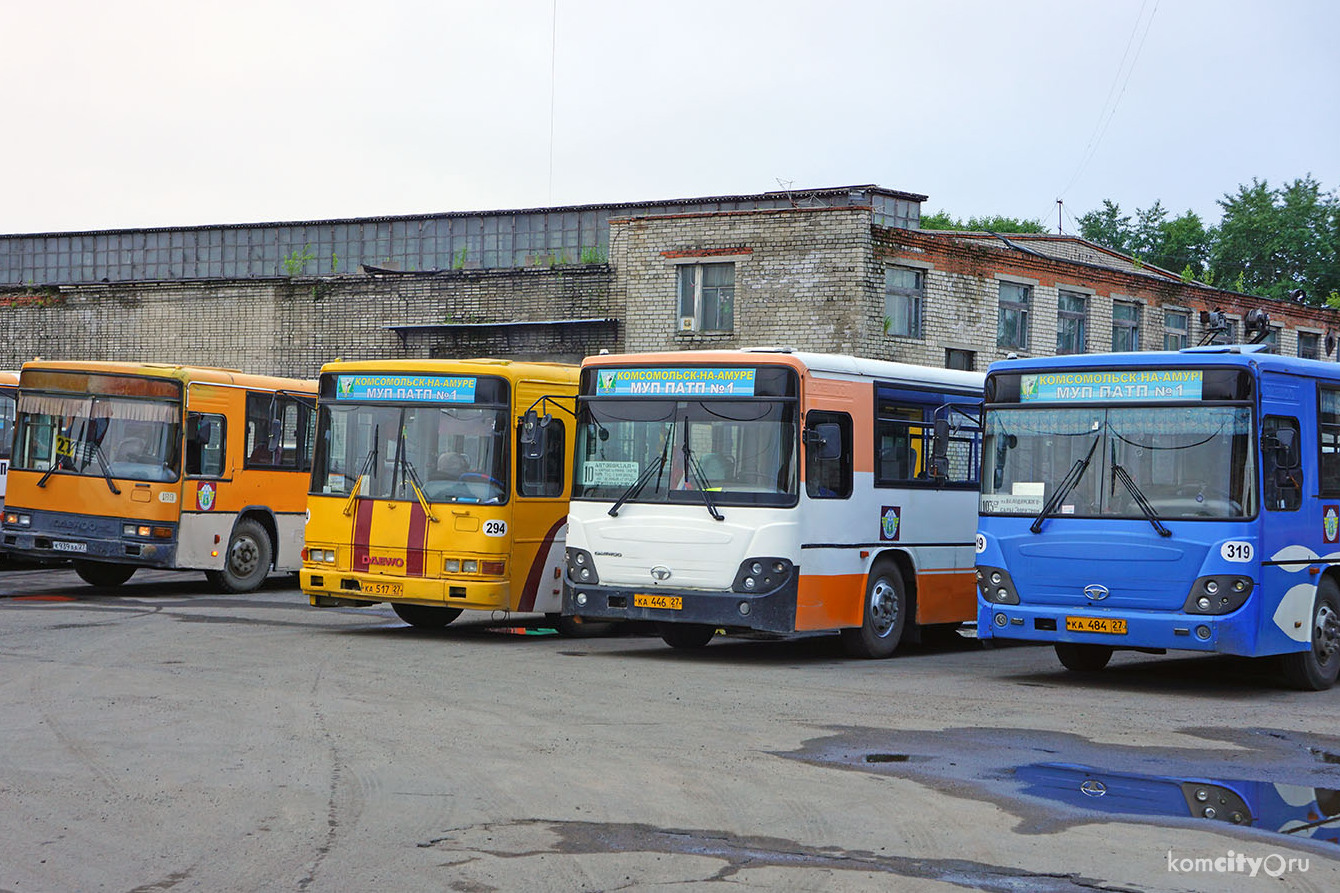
[634,593,682,611]
[1066,616,1127,635]
[361,581,403,597]
[52,541,88,553]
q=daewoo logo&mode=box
[1083,584,1110,601]
[362,555,405,567]
[651,566,672,581]
[52,518,99,532]
[1080,779,1107,797]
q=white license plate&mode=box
[52,541,88,553]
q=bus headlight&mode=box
[565,548,599,585]
[732,557,793,594]
[976,565,1019,604]
[5,512,31,527]
[1182,575,1253,614]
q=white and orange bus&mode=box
[561,349,984,656]
[301,359,580,629]
[0,370,18,515]
[2,361,317,591]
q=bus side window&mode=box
[187,413,227,477]
[1263,415,1302,512]
[805,411,852,499]
[518,417,565,498]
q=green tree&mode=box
[1211,176,1339,302]
[920,211,1047,233]
[1077,200,1133,253]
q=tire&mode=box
[840,561,907,659]
[206,518,273,594]
[658,622,715,649]
[1280,577,1340,691]
[392,603,463,629]
[1055,642,1114,673]
[73,560,136,589]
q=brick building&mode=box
[0,185,1332,376]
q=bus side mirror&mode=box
[929,418,951,480]
[520,410,550,460]
[1266,427,1300,469]
[805,423,842,461]
[185,416,200,442]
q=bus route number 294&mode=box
[484,520,507,537]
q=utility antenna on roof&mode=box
[776,179,796,206]
[1056,199,1063,235]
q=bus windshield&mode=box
[312,402,510,504]
[981,404,1256,520]
[13,393,181,483]
[573,398,797,507]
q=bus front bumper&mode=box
[2,511,177,568]
[302,568,512,613]
[562,578,799,634]
[976,601,1260,656]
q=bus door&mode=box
[1257,375,1313,654]
[796,376,864,630]
[178,383,235,568]
[512,381,571,613]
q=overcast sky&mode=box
[2,1,1336,235]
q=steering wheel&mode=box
[459,472,504,492]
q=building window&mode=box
[884,266,924,338]
[997,282,1031,350]
[1262,326,1281,353]
[1056,291,1088,355]
[677,263,734,333]
[945,348,975,371]
[1164,309,1189,351]
[1112,301,1141,351]
[1299,331,1320,360]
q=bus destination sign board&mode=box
[335,375,478,403]
[595,367,757,397]
[1021,369,1203,403]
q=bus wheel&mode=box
[1281,577,1340,691]
[841,561,907,659]
[658,622,715,649]
[392,603,463,629]
[1054,643,1113,672]
[206,519,272,594]
[74,560,136,589]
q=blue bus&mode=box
[976,345,1340,690]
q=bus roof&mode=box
[987,346,1340,382]
[581,348,984,392]
[0,370,19,388]
[19,359,315,393]
[316,357,579,384]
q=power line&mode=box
[1057,1,1160,202]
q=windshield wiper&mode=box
[37,440,120,494]
[342,425,379,516]
[395,450,439,523]
[1110,444,1171,537]
[608,429,674,518]
[1030,432,1101,534]
[682,439,724,521]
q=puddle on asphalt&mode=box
[1014,762,1340,847]
[789,726,1340,852]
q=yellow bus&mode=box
[2,361,317,591]
[301,359,579,629]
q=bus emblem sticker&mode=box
[1326,506,1340,544]
[880,506,901,542]
[197,482,216,511]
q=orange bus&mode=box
[302,359,579,628]
[2,361,316,591]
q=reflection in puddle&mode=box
[484,626,558,637]
[1015,763,1340,846]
